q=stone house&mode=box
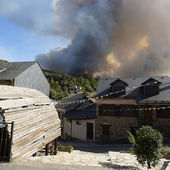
[95,76,170,141]
[69,84,82,94]
[0,61,49,96]
[56,94,96,141]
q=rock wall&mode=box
[152,109,170,138]
[95,115,138,141]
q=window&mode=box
[112,86,125,95]
[99,104,114,116]
[133,106,139,117]
[99,105,104,115]
[114,106,121,116]
[144,85,159,95]
[121,105,139,117]
[98,104,139,117]
[156,107,170,118]
[121,105,133,117]
[76,121,81,125]
[104,104,114,116]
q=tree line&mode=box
[43,71,98,100]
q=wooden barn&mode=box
[0,85,61,162]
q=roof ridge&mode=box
[99,75,169,79]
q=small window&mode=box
[121,105,133,117]
[133,106,139,117]
[99,105,104,115]
[112,86,125,95]
[156,107,170,118]
[104,104,114,116]
[145,86,159,95]
[76,121,81,125]
[114,106,121,116]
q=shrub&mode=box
[58,145,73,150]
[128,126,163,169]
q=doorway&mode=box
[102,125,110,141]
[87,123,93,140]
[142,107,152,126]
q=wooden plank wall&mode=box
[0,85,61,159]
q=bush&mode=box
[58,145,73,150]
[161,146,170,159]
[128,126,163,169]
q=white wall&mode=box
[63,117,72,138]
[63,118,95,141]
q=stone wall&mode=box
[96,99,138,141]
[152,108,170,138]
[95,115,138,141]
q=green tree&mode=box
[84,79,90,86]
[50,89,57,99]
[128,126,163,169]
[85,85,94,92]
[43,70,99,100]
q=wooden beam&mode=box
[54,138,58,155]
[45,143,49,156]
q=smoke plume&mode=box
[35,0,170,77]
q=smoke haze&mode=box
[2,0,170,77]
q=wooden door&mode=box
[102,125,110,141]
[143,108,152,126]
[87,123,93,139]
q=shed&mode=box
[0,85,61,161]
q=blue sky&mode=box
[0,0,69,62]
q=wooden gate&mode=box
[0,122,14,162]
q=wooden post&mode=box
[54,138,58,155]
[45,143,49,156]
[7,121,14,162]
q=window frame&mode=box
[98,104,139,117]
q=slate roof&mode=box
[64,103,96,120]
[96,76,170,104]
[110,79,128,86]
[56,94,94,112]
[0,61,36,80]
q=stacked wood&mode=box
[0,85,61,159]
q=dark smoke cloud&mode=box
[37,0,122,76]
[4,0,170,77]
[36,0,170,77]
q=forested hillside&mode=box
[43,71,98,100]
[0,59,8,62]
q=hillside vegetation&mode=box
[0,59,8,62]
[44,71,98,100]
